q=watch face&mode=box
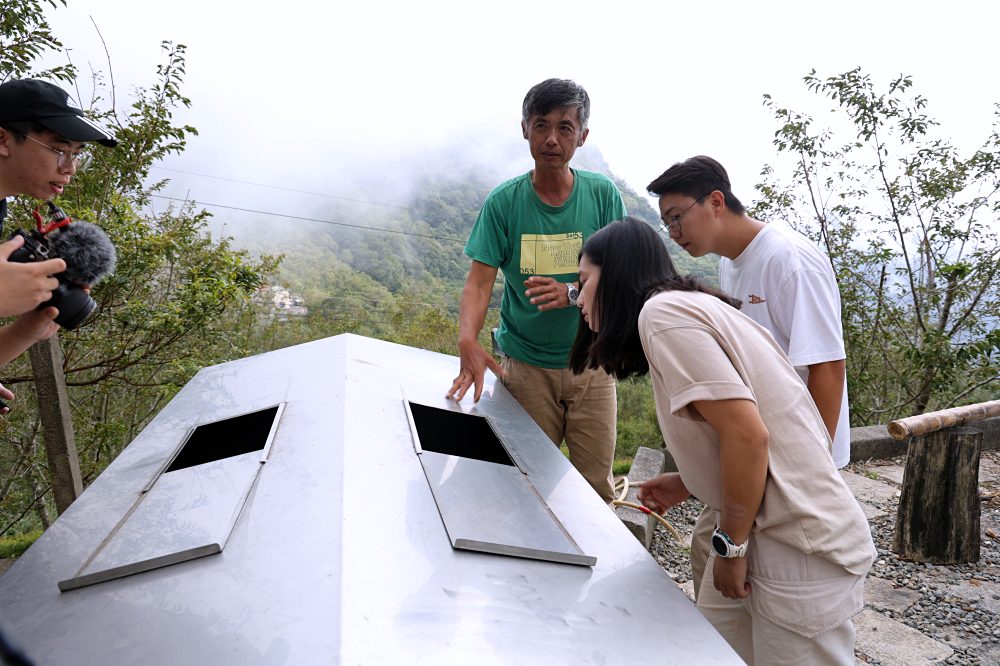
[712,534,728,557]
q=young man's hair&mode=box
[522,78,590,129]
[646,155,746,215]
[0,120,47,143]
[569,217,741,379]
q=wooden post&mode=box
[28,335,82,515]
[892,427,981,564]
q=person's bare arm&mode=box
[447,261,502,402]
[0,307,60,366]
[806,359,846,441]
[692,397,769,599]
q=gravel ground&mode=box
[645,449,1000,664]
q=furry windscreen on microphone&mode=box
[47,221,117,286]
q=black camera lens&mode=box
[44,283,96,330]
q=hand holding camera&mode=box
[6,202,117,330]
[0,235,66,317]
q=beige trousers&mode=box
[691,504,715,602]
[697,531,865,665]
[500,356,616,503]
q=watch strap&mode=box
[712,526,749,558]
[566,282,579,306]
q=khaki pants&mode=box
[501,356,616,503]
[697,531,865,666]
[691,505,715,602]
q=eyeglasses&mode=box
[18,132,92,171]
[658,193,710,237]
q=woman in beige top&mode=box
[569,217,874,666]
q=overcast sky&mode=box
[46,0,1000,225]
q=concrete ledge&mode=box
[850,424,909,461]
[850,415,1000,462]
[615,446,664,550]
[854,608,953,664]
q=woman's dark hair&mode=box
[569,217,741,379]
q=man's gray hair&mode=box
[522,78,591,129]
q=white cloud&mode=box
[46,0,1000,209]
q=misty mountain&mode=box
[209,139,718,310]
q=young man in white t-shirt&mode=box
[646,155,851,599]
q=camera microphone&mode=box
[8,205,118,330]
[47,221,117,286]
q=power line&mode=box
[149,194,467,244]
[304,300,459,312]
[266,290,500,309]
[150,165,411,210]
[260,295,499,315]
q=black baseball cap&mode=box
[0,79,117,147]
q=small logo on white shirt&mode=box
[747,294,766,305]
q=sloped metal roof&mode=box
[0,334,740,664]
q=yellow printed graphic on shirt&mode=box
[519,232,583,275]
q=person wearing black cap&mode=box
[0,78,117,225]
[0,78,117,413]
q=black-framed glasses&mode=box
[17,132,92,171]
[658,193,710,237]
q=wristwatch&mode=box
[566,283,580,306]
[712,526,749,558]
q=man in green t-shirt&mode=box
[446,78,626,503]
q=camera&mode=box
[7,228,97,330]
[6,202,117,331]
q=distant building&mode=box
[256,284,308,320]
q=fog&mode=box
[42,0,1000,246]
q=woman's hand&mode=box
[637,472,690,514]
[713,555,751,599]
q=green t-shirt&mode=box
[465,169,627,368]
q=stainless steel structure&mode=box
[0,334,741,664]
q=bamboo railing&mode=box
[887,399,1000,440]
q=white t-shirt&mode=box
[638,291,874,574]
[718,223,851,468]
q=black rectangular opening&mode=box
[408,402,514,466]
[166,406,280,473]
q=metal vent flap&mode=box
[59,404,284,592]
[405,400,595,567]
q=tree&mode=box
[0,0,75,84]
[0,4,276,535]
[754,68,1000,424]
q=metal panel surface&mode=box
[59,450,263,591]
[0,334,743,665]
[339,352,743,665]
[419,450,595,566]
